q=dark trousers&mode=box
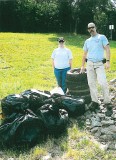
[54,67,70,93]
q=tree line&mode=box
[0,0,116,39]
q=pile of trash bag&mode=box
[0,88,85,147]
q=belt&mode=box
[86,58,106,64]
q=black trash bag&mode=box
[0,109,45,147]
[50,93,62,99]
[1,94,29,117]
[21,89,50,113]
[38,104,68,135]
[44,93,63,107]
[58,96,85,117]
[43,93,63,106]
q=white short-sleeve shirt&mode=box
[51,47,73,69]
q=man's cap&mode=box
[58,37,65,42]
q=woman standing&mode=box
[51,37,73,93]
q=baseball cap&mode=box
[58,37,65,42]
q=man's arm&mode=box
[104,44,111,70]
[80,50,87,73]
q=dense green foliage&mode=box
[0,0,116,39]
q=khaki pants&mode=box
[87,61,110,104]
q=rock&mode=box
[91,127,100,134]
[101,109,106,114]
[108,125,116,133]
[101,128,114,135]
[94,130,101,138]
[91,117,101,128]
[110,79,116,84]
[100,105,105,110]
[86,118,91,123]
[85,104,89,111]
[107,143,116,150]
[99,144,108,150]
[101,120,114,126]
[83,80,116,150]
[112,113,116,119]
[104,117,111,121]
[112,134,116,140]
[86,125,91,130]
[97,113,105,119]
[85,111,92,119]
[42,154,52,160]
[100,135,113,141]
[86,121,91,126]
[80,115,86,120]
[99,135,108,141]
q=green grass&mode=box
[0,33,116,159]
[0,33,116,99]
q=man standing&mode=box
[51,37,73,93]
[81,22,112,116]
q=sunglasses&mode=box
[88,26,95,29]
[59,41,64,43]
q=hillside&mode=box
[0,33,116,160]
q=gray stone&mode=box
[94,130,101,138]
[99,135,108,141]
[110,78,116,84]
[101,109,106,113]
[97,113,105,119]
[42,154,52,160]
[99,144,108,150]
[84,82,116,150]
[85,111,92,119]
[101,120,114,126]
[86,125,91,130]
[86,121,91,125]
[100,105,104,110]
[86,114,91,119]
[91,117,101,128]
[112,134,116,140]
[108,125,116,133]
[101,128,114,135]
[108,143,116,150]
[85,104,89,111]
[91,127,100,134]
[112,113,116,119]
[80,115,86,120]
[100,135,113,141]
[104,116,111,121]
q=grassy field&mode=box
[0,33,116,159]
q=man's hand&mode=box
[80,66,85,73]
[105,61,110,70]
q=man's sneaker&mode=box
[105,103,113,117]
[88,101,100,112]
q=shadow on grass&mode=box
[0,129,69,159]
[48,33,116,49]
[48,33,89,48]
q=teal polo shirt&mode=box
[83,34,109,62]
